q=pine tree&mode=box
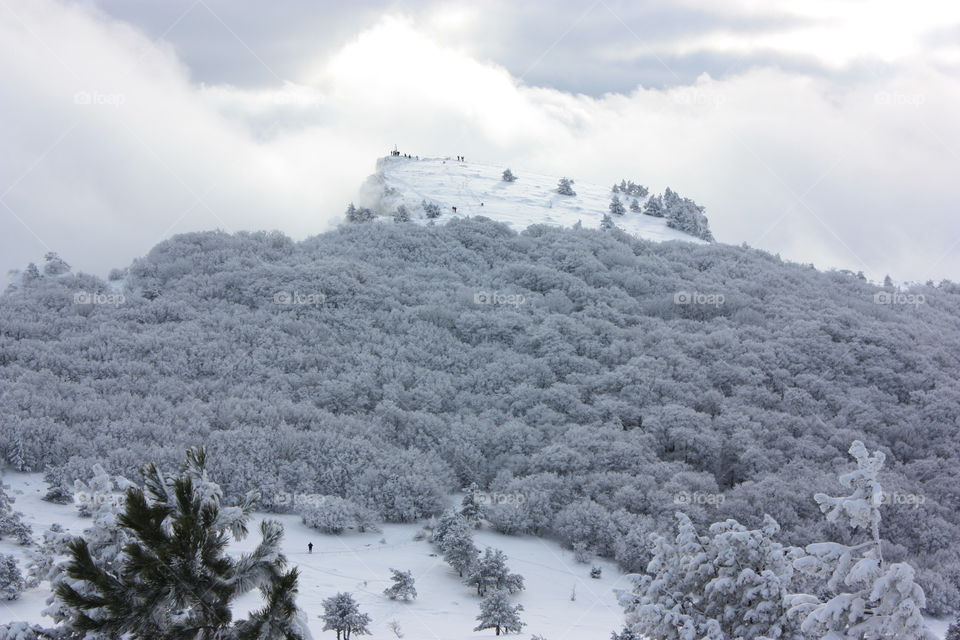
[474,590,524,635]
[320,592,371,640]
[502,169,517,182]
[45,466,131,627]
[557,177,576,196]
[459,483,484,527]
[946,615,960,640]
[600,214,615,230]
[441,518,479,577]
[42,252,70,276]
[422,200,441,219]
[617,512,801,640]
[643,194,664,217]
[430,511,461,547]
[466,548,524,597]
[629,198,641,213]
[346,203,375,223]
[241,568,311,640]
[609,195,625,216]
[665,196,713,241]
[393,205,410,223]
[9,438,29,472]
[383,568,417,600]
[55,447,303,639]
[0,554,24,600]
[788,441,934,640]
[0,483,32,545]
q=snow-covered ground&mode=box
[1,473,628,639]
[359,155,707,244]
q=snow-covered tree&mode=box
[629,198,641,213]
[346,203,376,223]
[430,511,461,547]
[45,466,131,627]
[0,622,54,640]
[946,615,960,640]
[643,194,664,217]
[466,548,524,597]
[0,483,32,545]
[787,441,934,640]
[422,200,441,219]
[0,554,24,600]
[600,214,616,230]
[557,177,576,196]
[617,512,802,640]
[474,590,524,635]
[321,592,371,640]
[662,190,713,241]
[393,205,410,223]
[301,496,374,534]
[502,169,517,182]
[56,447,303,638]
[440,518,479,577]
[42,252,71,276]
[383,568,417,601]
[459,483,484,527]
[609,196,626,216]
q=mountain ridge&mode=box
[355,155,712,243]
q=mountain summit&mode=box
[353,155,713,243]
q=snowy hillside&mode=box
[1,473,627,639]
[357,155,709,243]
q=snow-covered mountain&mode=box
[357,155,708,243]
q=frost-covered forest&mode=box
[2,217,960,615]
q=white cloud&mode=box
[1,2,959,286]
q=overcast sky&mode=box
[1,0,959,284]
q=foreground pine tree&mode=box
[56,447,306,639]
[474,590,524,635]
[787,441,934,640]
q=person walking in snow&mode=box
[308,542,313,554]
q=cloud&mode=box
[1,2,959,287]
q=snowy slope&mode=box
[358,156,708,243]
[1,473,628,639]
